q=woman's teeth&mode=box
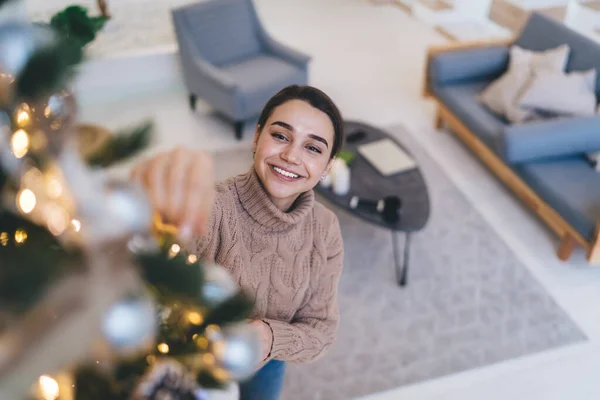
[273,166,299,178]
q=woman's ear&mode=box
[324,157,337,176]
[253,125,261,152]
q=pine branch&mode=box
[0,0,16,9]
[50,6,107,49]
[74,365,124,400]
[191,293,254,336]
[15,38,83,100]
[135,245,204,304]
[0,211,84,314]
[86,121,153,168]
[196,370,226,390]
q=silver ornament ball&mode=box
[202,263,238,306]
[207,324,263,381]
[0,22,54,77]
[103,179,153,239]
[102,294,158,353]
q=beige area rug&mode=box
[211,124,586,400]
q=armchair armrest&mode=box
[260,32,311,67]
[424,37,514,97]
[499,115,600,164]
[177,29,238,91]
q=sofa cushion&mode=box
[516,13,600,97]
[432,81,507,149]
[517,69,597,117]
[429,46,509,86]
[498,115,600,164]
[221,55,307,119]
[478,44,570,123]
[515,156,600,240]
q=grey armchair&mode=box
[172,0,311,140]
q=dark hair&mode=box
[257,85,344,159]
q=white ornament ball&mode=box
[102,295,157,352]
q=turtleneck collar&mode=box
[234,168,314,232]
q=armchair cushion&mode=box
[428,46,509,87]
[516,156,600,240]
[498,115,600,164]
[221,55,308,120]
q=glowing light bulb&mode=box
[187,311,203,325]
[17,189,36,214]
[38,375,59,400]
[71,219,81,232]
[14,229,27,244]
[187,254,198,264]
[15,103,31,128]
[169,243,181,257]
[0,232,8,246]
[157,343,169,354]
[11,129,29,158]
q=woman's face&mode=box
[253,99,336,211]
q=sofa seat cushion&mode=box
[432,81,508,149]
[515,156,600,240]
[221,54,307,119]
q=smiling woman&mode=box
[131,85,346,400]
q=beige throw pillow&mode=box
[479,44,570,123]
[517,69,597,117]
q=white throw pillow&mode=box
[517,69,597,117]
[479,44,570,123]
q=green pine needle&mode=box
[50,6,107,49]
[196,370,226,390]
[0,211,84,314]
[74,365,123,400]
[135,246,204,303]
[192,293,254,335]
[15,38,83,100]
[0,0,16,9]
[86,121,153,168]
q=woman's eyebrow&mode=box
[270,121,329,148]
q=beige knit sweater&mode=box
[194,168,344,364]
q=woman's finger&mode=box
[166,147,192,226]
[182,150,214,237]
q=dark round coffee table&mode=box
[315,121,430,286]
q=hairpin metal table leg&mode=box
[392,230,410,287]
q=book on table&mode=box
[357,138,417,176]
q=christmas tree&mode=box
[0,1,261,399]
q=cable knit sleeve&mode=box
[262,212,344,364]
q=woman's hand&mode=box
[130,147,215,238]
[249,320,273,361]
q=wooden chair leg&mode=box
[435,107,444,130]
[558,234,577,261]
[587,224,600,264]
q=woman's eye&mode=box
[272,133,288,141]
[307,146,322,154]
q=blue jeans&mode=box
[239,360,286,400]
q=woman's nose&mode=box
[281,146,301,164]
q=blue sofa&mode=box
[425,13,600,264]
